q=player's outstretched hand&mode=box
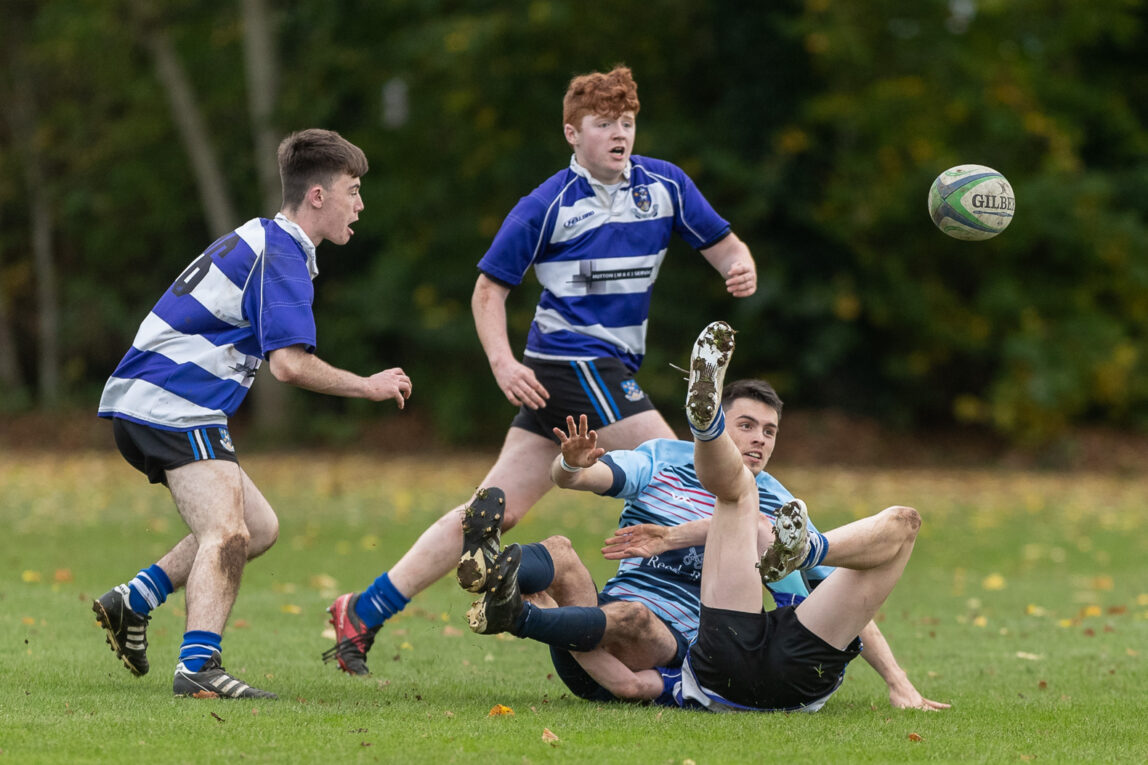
[889,683,951,711]
[602,523,670,560]
[552,414,604,469]
[365,367,412,408]
[725,260,757,298]
[493,358,549,409]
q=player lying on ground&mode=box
[459,324,948,710]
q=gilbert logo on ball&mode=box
[927,164,1015,240]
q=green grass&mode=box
[3,451,1147,764]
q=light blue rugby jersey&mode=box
[477,155,731,372]
[596,439,833,643]
[98,214,319,431]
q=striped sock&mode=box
[355,572,410,629]
[178,630,222,673]
[127,564,174,616]
[801,530,829,569]
[689,406,726,442]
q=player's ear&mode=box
[563,123,578,147]
[305,184,324,208]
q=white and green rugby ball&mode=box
[927,164,1016,241]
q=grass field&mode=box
[3,449,1147,764]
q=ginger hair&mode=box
[562,65,640,128]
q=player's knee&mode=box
[603,601,653,638]
[540,534,574,560]
[248,513,279,558]
[884,505,921,540]
[218,532,249,583]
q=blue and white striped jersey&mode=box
[597,439,832,643]
[98,214,319,431]
[477,155,731,372]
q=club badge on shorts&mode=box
[620,379,646,402]
[218,428,235,452]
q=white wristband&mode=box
[560,456,583,473]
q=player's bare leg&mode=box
[153,468,279,589]
[795,505,921,650]
[165,461,250,635]
[389,427,558,598]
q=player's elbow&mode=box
[267,347,304,384]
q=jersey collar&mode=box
[568,155,632,189]
[274,212,319,279]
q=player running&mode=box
[92,129,412,698]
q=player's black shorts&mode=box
[549,592,690,702]
[510,357,657,443]
[688,604,861,711]
[112,418,239,485]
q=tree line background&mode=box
[1,0,1146,448]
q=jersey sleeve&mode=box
[244,248,317,357]
[643,157,731,250]
[476,194,551,287]
[598,442,658,499]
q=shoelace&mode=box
[320,627,379,664]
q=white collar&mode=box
[274,212,319,278]
[569,155,631,189]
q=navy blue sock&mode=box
[515,603,606,652]
[518,542,556,595]
[355,572,410,629]
[178,630,221,673]
[127,564,173,615]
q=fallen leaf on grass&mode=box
[442,625,463,637]
[488,704,514,717]
[54,569,73,583]
[908,732,923,742]
[542,728,559,745]
[280,604,302,615]
[21,570,42,583]
[982,573,1006,591]
[210,712,225,723]
[1015,652,1043,661]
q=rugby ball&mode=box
[927,164,1015,241]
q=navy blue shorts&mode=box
[689,604,861,710]
[112,419,239,485]
[549,592,689,702]
[511,357,657,442]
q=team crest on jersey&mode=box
[630,185,659,219]
[620,379,646,402]
[218,428,235,452]
[631,185,652,212]
[683,547,704,569]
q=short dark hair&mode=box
[277,129,369,211]
[721,379,783,419]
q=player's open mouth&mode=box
[610,147,625,156]
[745,451,762,461]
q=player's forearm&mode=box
[858,621,910,690]
[471,276,516,369]
[571,648,661,701]
[267,347,372,398]
[662,519,710,548]
[550,457,613,493]
[701,232,754,278]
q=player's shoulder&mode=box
[630,155,690,181]
[755,470,792,497]
[524,167,582,204]
[633,437,694,463]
